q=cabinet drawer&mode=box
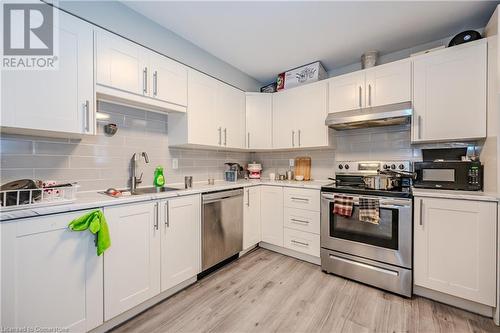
[284,208,320,235]
[284,228,320,257]
[283,188,320,211]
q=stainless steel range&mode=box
[320,160,413,297]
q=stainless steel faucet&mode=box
[131,152,149,193]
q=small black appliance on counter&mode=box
[413,148,483,191]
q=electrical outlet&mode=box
[289,159,295,167]
[172,158,178,169]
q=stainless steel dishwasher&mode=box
[202,188,243,271]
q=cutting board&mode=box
[294,157,311,181]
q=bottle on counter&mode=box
[153,166,165,188]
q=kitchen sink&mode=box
[131,186,180,195]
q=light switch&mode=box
[289,159,295,167]
[172,158,178,169]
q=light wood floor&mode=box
[113,248,500,333]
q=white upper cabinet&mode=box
[243,186,262,249]
[328,58,411,113]
[217,83,246,149]
[365,59,411,107]
[414,197,496,306]
[273,82,330,149]
[329,71,365,113]
[160,195,201,292]
[1,9,95,136]
[1,210,103,332]
[149,52,188,107]
[95,30,187,113]
[103,202,161,320]
[96,30,145,96]
[169,69,246,149]
[246,93,273,149]
[412,40,487,143]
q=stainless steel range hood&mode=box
[325,101,412,130]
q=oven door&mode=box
[320,192,412,268]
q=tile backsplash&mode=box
[0,101,249,192]
[1,102,481,192]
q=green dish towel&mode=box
[69,210,111,256]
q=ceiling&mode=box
[124,1,499,83]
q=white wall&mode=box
[56,0,262,92]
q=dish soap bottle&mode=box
[154,166,165,188]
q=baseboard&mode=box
[89,276,197,333]
[259,242,321,265]
[413,285,494,318]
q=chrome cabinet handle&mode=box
[153,70,158,96]
[290,218,309,224]
[292,131,295,147]
[298,130,301,147]
[291,240,309,247]
[358,86,362,108]
[246,189,250,206]
[218,127,222,145]
[165,201,169,227]
[154,202,159,230]
[143,67,148,94]
[418,115,422,139]
[84,100,90,132]
[224,128,227,146]
[291,197,309,202]
[247,132,250,148]
[419,198,423,226]
[368,84,372,106]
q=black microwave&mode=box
[413,161,483,191]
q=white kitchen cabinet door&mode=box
[414,197,496,306]
[246,93,273,149]
[412,40,487,142]
[96,30,147,96]
[328,71,365,113]
[1,210,103,331]
[150,52,188,107]
[1,9,94,135]
[243,187,262,249]
[217,83,246,149]
[186,70,219,146]
[295,82,329,148]
[160,195,201,292]
[103,202,161,320]
[272,89,298,149]
[365,59,411,107]
[260,186,284,246]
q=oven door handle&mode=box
[322,194,410,208]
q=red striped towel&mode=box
[333,195,354,217]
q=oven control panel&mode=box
[336,161,411,175]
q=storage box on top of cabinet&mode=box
[411,39,487,143]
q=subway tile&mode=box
[34,168,99,182]
[0,138,33,155]
[0,168,34,183]
[1,155,69,169]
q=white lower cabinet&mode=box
[414,197,497,306]
[243,186,262,249]
[284,207,320,234]
[1,210,103,331]
[159,195,201,292]
[103,202,161,320]
[284,228,320,257]
[260,186,284,246]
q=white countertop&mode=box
[0,179,332,222]
[412,188,499,202]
